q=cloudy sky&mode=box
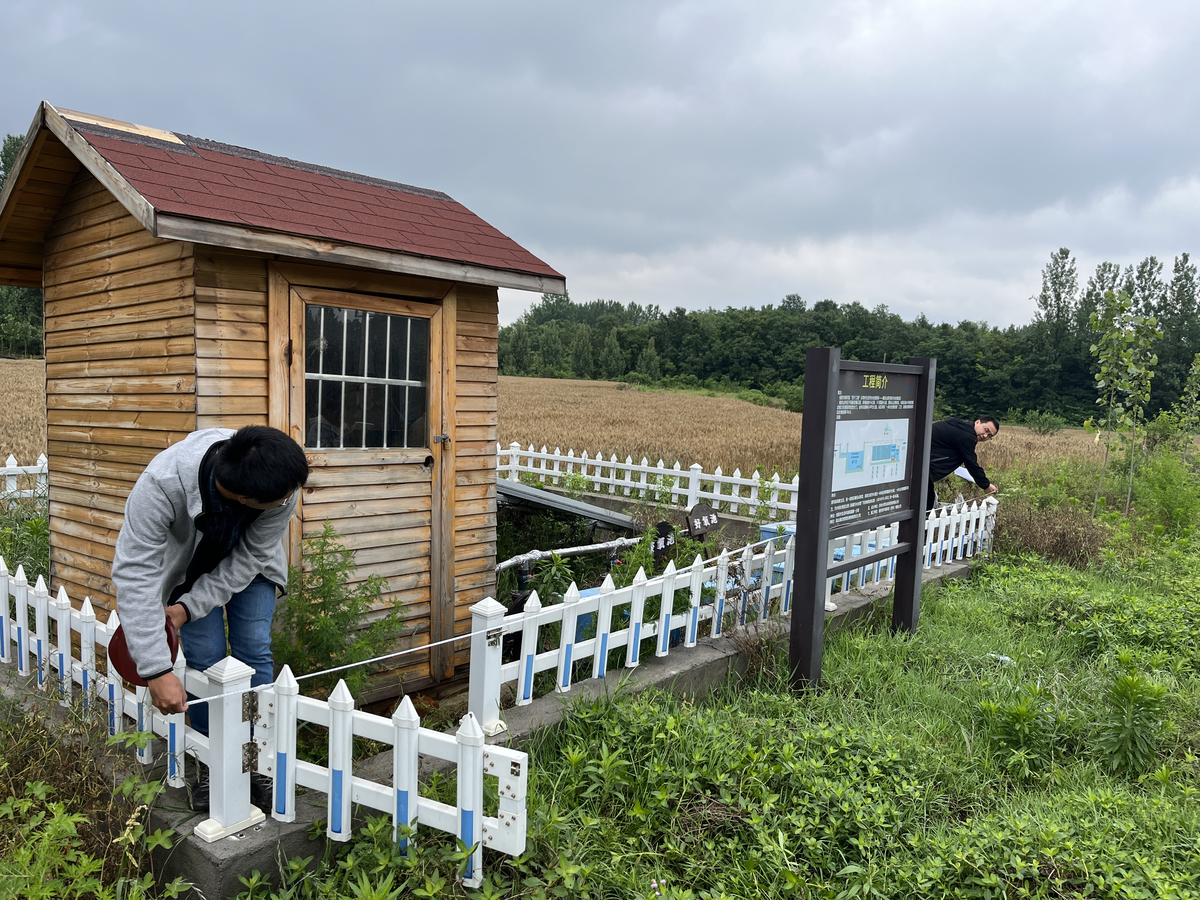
[4,1,1199,326]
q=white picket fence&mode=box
[500,442,783,516]
[0,560,526,888]
[466,496,998,732]
[0,453,47,501]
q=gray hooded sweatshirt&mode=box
[112,429,297,680]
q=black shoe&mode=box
[189,773,210,813]
[250,773,274,814]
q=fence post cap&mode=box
[36,454,47,465]
[4,455,15,467]
[55,585,70,607]
[524,591,542,612]
[108,610,120,629]
[274,665,299,694]
[203,655,255,685]
[80,597,95,622]
[33,574,47,595]
[470,596,507,619]
[563,582,581,604]
[599,573,615,592]
[13,565,25,584]
[690,463,703,472]
[0,558,7,576]
[456,711,485,746]
[393,694,420,728]
[662,559,677,576]
[633,567,647,585]
[328,679,355,710]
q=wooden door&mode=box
[270,279,449,683]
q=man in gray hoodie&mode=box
[112,425,309,734]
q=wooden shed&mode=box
[0,102,564,690]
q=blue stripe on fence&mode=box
[461,809,475,879]
[598,633,608,676]
[523,655,533,700]
[277,752,288,815]
[561,645,573,687]
[331,769,344,833]
[169,722,176,778]
[631,622,641,663]
[397,788,409,849]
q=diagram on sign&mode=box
[831,418,909,493]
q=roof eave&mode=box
[155,212,567,294]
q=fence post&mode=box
[555,583,580,692]
[272,665,299,822]
[36,454,47,498]
[592,574,616,679]
[0,558,9,664]
[4,454,16,494]
[457,712,485,888]
[516,591,541,705]
[713,549,729,638]
[79,596,96,706]
[468,596,508,736]
[686,555,703,647]
[392,694,420,851]
[656,561,677,657]
[13,565,28,677]
[327,679,354,842]
[135,683,154,767]
[782,536,796,615]
[194,656,263,842]
[508,443,521,482]
[33,575,48,689]
[106,611,123,736]
[761,540,775,623]
[686,463,702,508]
[53,585,71,706]
[626,568,648,667]
[166,648,187,789]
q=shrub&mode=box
[1095,673,1168,775]
[1021,409,1067,436]
[992,492,1106,567]
[0,500,48,581]
[273,522,403,699]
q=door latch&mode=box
[433,434,451,444]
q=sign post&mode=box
[788,348,936,690]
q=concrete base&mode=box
[0,558,974,899]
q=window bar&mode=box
[316,309,326,449]
[384,316,392,449]
[360,314,370,449]
[404,319,412,449]
[340,310,348,449]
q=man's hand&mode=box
[985,483,999,494]
[165,603,188,631]
[148,672,188,715]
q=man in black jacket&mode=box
[927,416,1000,509]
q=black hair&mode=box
[212,426,309,502]
[978,415,1000,433]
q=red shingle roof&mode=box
[71,121,562,280]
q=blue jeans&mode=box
[180,574,276,735]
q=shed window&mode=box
[303,304,429,449]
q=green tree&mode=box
[1087,290,1162,516]
[600,329,625,379]
[570,324,594,379]
[635,336,661,381]
[0,133,24,188]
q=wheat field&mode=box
[0,366,1102,479]
[499,376,1101,478]
[0,359,45,464]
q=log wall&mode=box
[44,171,196,612]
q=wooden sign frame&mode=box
[788,348,937,689]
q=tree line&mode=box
[498,248,1200,422]
[0,132,44,358]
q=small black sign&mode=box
[686,503,719,537]
[652,521,676,564]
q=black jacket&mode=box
[929,417,990,489]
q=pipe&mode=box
[497,536,645,573]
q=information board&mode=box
[829,368,920,528]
